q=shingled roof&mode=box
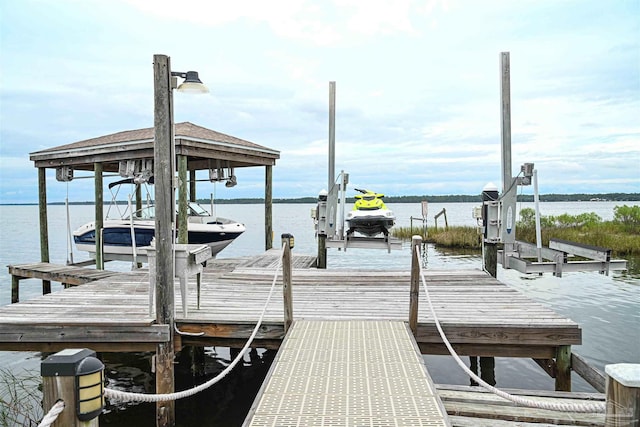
[30,122,280,172]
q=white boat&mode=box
[73,202,245,262]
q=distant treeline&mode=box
[6,192,639,206]
[205,193,640,204]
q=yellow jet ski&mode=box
[345,188,396,237]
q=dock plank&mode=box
[437,384,605,427]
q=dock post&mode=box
[177,155,188,244]
[409,235,422,336]
[41,348,104,427]
[189,169,197,202]
[265,165,273,250]
[484,243,498,278]
[605,364,640,426]
[38,167,51,294]
[317,234,327,268]
[11,275,19,303]
[154,53,176,427]
[94,162,104,270]
[480,180,499,386]
[281,234,294,333]
[555,345,572,391]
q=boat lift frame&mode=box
[481,52,627,277]
[314,81,402,260]
[315,171,402,253]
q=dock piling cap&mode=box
[605,363,640,387]
[41,348,97,376]
[483,182,498,192]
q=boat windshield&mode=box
[188,203,210,216]
[131,203,210,219]
[133,206,155,219]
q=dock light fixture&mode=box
[171,70,209,93]
[281,233,295,249]
[41,348,105,422]
[225,169,237,187]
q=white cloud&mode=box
[1,0,638,203]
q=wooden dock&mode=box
[7,262,120,303]
[2,255,580,359]
[437,384,605,426]
[0,253,614,426]
[244,319,450,426]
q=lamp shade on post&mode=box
[41,348,105,426]
[75,356,106,421]
[174,71,209,93]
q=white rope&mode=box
[37,400,65,427]
[104,243,286,403]
[414,246,606,413]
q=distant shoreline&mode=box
[2,193,639,206]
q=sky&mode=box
[0,0,638,203]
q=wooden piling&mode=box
[482,239,498,385]
[177,155,188,244]
[189,169,196,202]
[484,243,498,278]
[153,53,175,427]
[409,235,421,336]
[11,274,19,303]
[38,167,51,294]
[605,363,640,426]
[317,234,327,269]
[282,239,293,333]
[265,165,273,251]
[555,345,572,391]
[94,163,104,270]
[42,377,96,427]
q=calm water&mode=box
[1,201,639,426]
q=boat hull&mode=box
[73,218,244,262]
[346,209,395,237]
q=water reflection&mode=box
[100,347,274,426]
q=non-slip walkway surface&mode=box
[245,319,450,426]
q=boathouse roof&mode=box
[29,121,280,172]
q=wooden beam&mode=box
[533,358,556,378]
[555,345,572,391]
[38,167,51,295]
[415,324,581,346]
[94,162,104,270]
[0,341,157,352]
[174,322,285,341]
[572,352,605,393]
[189,169,196,202]
[0,324,169,342]
[265,165,273,250]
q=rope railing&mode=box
[413,244,606,413]
[104,243,287,403]
[37,400,65,427]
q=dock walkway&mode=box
[245,319,450,426]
